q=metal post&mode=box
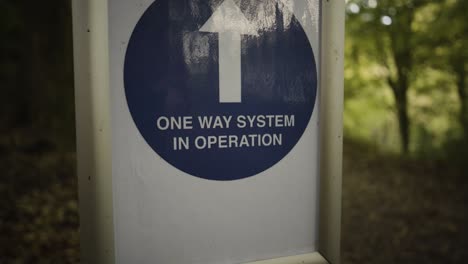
[319,1,345,264]
[72,0,114,263]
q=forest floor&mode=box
[0,137,467,263]
[342,139,468,264]
[0,132,79,264]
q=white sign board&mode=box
[72,0,344,263]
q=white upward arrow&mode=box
[200,0,257,103]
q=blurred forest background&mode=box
[0,0,466,263]
[342,0,468,263]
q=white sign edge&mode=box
[246,252,328,264]
[72,0,115,263]
[318,1,345,264]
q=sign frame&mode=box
[72,0,344,263]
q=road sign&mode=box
[124,0,318,181]
[72,0,344,263]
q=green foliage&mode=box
[345,0,468,157]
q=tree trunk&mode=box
[389,80,410,154]
[387,8,414,154]
[388,45,411,154]
[396,91,410,154]
[455,66,468,141]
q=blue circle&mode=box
[124,0,317,181]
